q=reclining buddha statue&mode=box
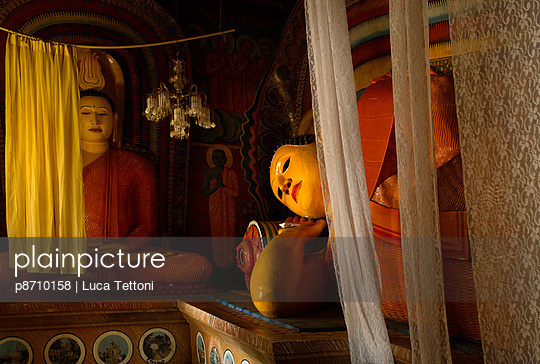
[248,137,337,318]
[239,70,479,342]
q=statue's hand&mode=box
[278,216,327,239]
[98,242,130,253]
[87,240,104,249]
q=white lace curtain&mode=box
[449,0,540,361]
[307,0,540,362]
[389,0,452,362]
[306,0,452,361]
[304,0,394,362]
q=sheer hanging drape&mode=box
[5,34,85,271]
[388,0,452,362]
[304,0,393,362]
[449,0,540,361]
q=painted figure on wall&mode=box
[206,35,234,112]
[203,146,239,267]
[256,38,275,83]
[233,36,258,113]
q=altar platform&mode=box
[179,291,484,364]
[0,294,484,363]
[178,293,350,363]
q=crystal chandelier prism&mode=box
[144,58,215,139]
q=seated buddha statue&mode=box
[0,89,211,287]
[8,88,209,285]
[79,89,211,284]
[80,89,157,247]
[249,140,336,318]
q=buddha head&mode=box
[79,89,118,143]
[270,139,325,219]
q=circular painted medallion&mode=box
[44,333,85,364]
[92,330,133,364]
[138,327,176,363]
[0,336,33,363]
[223,349,235,364]
[196,332,206,364]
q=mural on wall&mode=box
[206,34,235,113]
[180,2,288,146]
[203,145,239,268]
[232,35,258,113]
[240,0,313,221]
[189,34,277,145]
[183,1,294,267]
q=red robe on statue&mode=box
[83,149,158,241]
[0,148,214,285]
[82,149,213,284]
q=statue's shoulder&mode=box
[113,147,156,174]
[119,143,157,163]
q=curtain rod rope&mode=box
[0,26,235,49]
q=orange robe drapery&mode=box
[83,149,158,239]
[82,149,213,284]
[209,167,239,267]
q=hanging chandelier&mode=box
[144,58,215,139]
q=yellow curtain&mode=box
[5,34,85,270]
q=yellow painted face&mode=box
[270,142,325,218]
[80,96,117,143]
